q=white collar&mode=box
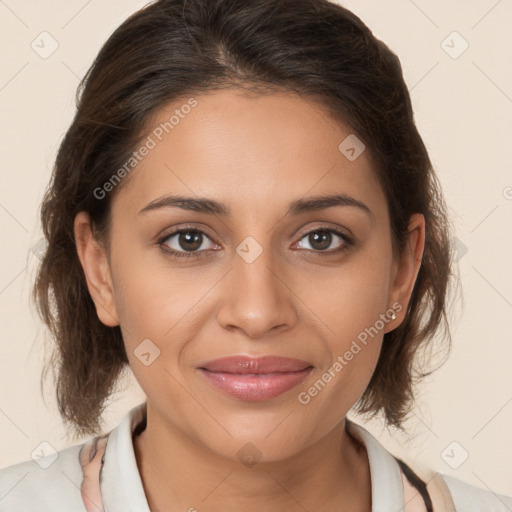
[346,418,405,511]
[100,402,407,511]
[100,402,151,511]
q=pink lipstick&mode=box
[197,355,313,401]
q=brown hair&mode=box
[34,0,458,438]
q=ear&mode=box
[74,211,120,327]
[385,213,425,332]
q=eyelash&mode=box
[157,225,353,260]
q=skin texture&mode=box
[74,89,425,512]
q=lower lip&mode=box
[198,367,313,401]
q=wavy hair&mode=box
[33,0,458,438]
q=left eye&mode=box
[294,228,351,253]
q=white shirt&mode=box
[1,402,511,511]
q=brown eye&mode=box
[295,228,352,253]
[175,231,203,251]
[159,229,217,258]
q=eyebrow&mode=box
[138,193,372,218]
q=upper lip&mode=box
[198,356,313,374]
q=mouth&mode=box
[197,356,313,401]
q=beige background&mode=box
[1,0,511,498]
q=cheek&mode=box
[298,261,390,422]
[311,248,393,340]
[304,240,393,393]
[110,246,218,362]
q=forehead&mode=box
[112,88,386,220]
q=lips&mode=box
[197,356,313,401]
[199,355,312,374]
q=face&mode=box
[76,88,424,462]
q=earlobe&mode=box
[74,211,120,327]
[385,213,425,331]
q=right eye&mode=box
[158,228,219,259]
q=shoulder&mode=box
[0,442,85,511]
[440,473,512,512]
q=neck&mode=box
[133,403,371,512]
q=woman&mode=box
[1,0,510,510]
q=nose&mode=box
[216,243,298,339]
